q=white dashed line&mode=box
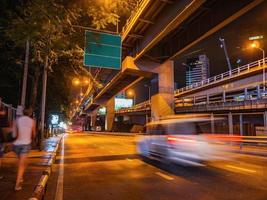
[155,172,174,181]
[55,136,65,200]
[226,165,257,173]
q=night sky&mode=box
[174,1,267,89]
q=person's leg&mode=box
[15,154,27,190]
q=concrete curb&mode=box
[28,135,63,200]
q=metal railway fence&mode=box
[0,98,17,127]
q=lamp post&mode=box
[251,43,265,91]
[219,37,232,71]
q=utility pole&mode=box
[21,39,30,107]
[40,55,48,148]
[40,20,50,148]
[219,37,232,71]
[116,18,119,34]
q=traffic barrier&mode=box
[205,134,267,145]
[28,169,50,200]
[28,135,63,200]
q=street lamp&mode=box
[219,37,232,71]
[251,42,265,91]
[126,89,136,105]
[72,78,80,86]
[83,79,89,85]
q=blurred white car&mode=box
[137,115,227,166]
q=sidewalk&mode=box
[0,136,61,200]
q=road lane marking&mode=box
[155,172,174,181]
[226,165,257,173]
[55,135,65,200]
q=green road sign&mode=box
[84,31,122,69]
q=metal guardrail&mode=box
[121,0,148,39]
[205,135,267,150]
[0,99,17,125]
[175,58,267,95]
[175,98,267,112]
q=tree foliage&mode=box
[0,0,138,119]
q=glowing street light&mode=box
[72,77,90,86]
[126,89,136,105]
[250,41,265,91]
[84,79,89,85]
[72,78,80,86]
[127,90,134,97]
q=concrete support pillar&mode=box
[257,85,261,99]
[105,97,115,131]
[193,96,196,105]
[211,113,215,133]
[228,112,233,135]
[7,105,12,125]
[151,60,174,121]
[223,91,226,102]
[239,114,243,136]
[244,88,248,100]
[206,94,209,104]
[91,114,97,128]
[89,109,98,130]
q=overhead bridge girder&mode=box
[84,57,155,112]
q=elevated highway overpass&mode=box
[175,58,267,111]
[79,0,265,132]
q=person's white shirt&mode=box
[13,115,34,145]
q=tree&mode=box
[1,0,138,120]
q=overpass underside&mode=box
[123,0,263,62]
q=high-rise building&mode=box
[186,54,210,86]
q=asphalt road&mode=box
[46,133,267,200]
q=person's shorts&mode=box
[0,143,4,158]
[13,144,31,157]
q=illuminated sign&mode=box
[51,115,59,125]
[115,98,133,111]
[249,35,264,41]
[98,107,107,115]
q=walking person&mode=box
[13,108,36,191]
